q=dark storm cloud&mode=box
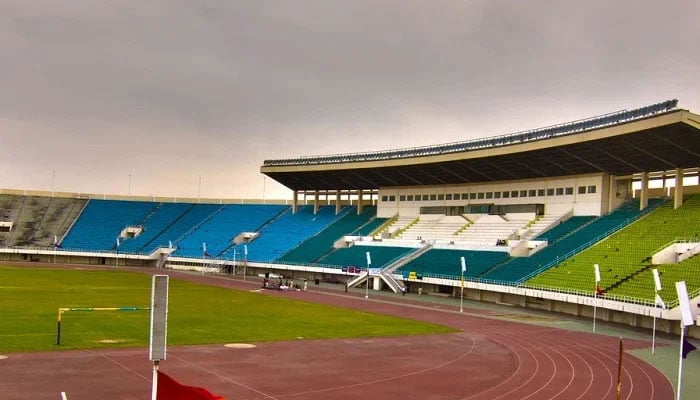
[1,0,698,198]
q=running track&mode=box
[0,266,675,399]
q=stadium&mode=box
[1,99,699,399]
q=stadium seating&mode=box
[481,199,664,283]
[220,205,346,262]
[277,206,376,264]
[144,204,222,254]
[527,195,700,302]
[61,199,158,251]
[397,249,510,279]
[174,204,287,258]
[315,244,413,270]
[116,202,192,253]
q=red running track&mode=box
[0,267,675,399]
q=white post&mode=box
[151,361,159,400]
[243,245,248,282]
[365,251,371,299]
[677,325,685,400]
[652,268,662,355]
[593,264,601,333]
[460,256,466,314]
[201,242,207,274]
[233,249,237,276]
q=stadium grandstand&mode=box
[2,99,700,337]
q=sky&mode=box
[1,1,698,200]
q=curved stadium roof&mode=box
[261,100,700,191]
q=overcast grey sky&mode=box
[1,1,698,200]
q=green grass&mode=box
[0,266,455,353]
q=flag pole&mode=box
[460,256,466,314]
[593,264,600,332]
[616,337,624,400]
[677,325,685,400]
[151,360,159,400]
[365,251,371,299]
[652,268,662,355]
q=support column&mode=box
[674,168,684,209]
[357,189,364,215]
[313,190,320,215]
[292,190,298,214]
[335,190,342,214]
[639,172,649,210]
[607,175,616,215]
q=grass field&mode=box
[0,266,455,353]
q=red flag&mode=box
[157,371,224,400]
[595,285,605,296]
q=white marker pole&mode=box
[593,264,601,332]
[652,268,662,355]
[244,245,248,282]
[460,257,466,314]
[365,251,371,299]
[150,275,169,400]
[675,281,694,400]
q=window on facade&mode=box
[430,194,437,201]
[389,195,396,202]
[477,192,484,199]
[399,195,406,202]
[578,186,587,194]
[588,185,597,194]
[528,189,536,197]
[537,189,545,197]
[469,193,476,200]
[485,192,493,199]
[565,187,574,195]
[511,191,519,198]
[381,195,388,202]
[520,190,527,197]
[422,194,429,201]
[556,188,564,195]
[445,194,452,200]
[454,193,460,200]
[462,193,469,200]
[547,188,554,196]
[407,195,413,201]
[437,194,444,201]
[503,191,510,198]
[494,191,501,199]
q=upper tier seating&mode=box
[174,204,287,258]
[455,213,533,245]
[394,215,469,242]
[277,206,376,264]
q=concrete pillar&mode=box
[607,175,616,215]
[640,172,649,210]
[675,168,684,209]
[292,190,298,214]
[357,189,364,215]
[335,190,342,214]
[313,190,320,214]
